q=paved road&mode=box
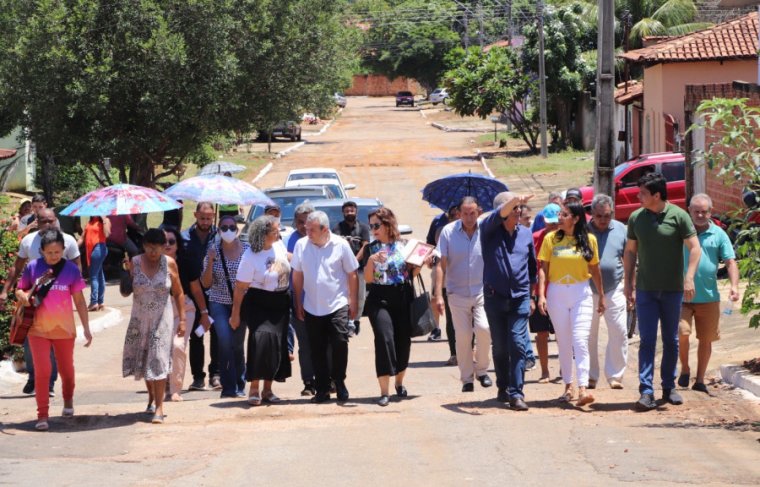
[1,97,759,486]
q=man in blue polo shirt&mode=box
[480,191,536,411]
[678,193,739,394]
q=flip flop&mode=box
[538,376,550,384]
[577,393,595,406]
[692,382,709,394]
[248,393,262,406]
[151,414,164,424]
[262,392,281,403]
[677,373,690,388]
[558,391,573,403]
[145,404,156,414]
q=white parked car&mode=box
[429,88,449,105]
[285,178,348,199]
[285,167,355,193]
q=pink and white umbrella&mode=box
[163,174,273,206]
[59,184,183,216]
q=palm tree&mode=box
[623,0,713,47]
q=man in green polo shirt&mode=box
[624,173,701,411]
[678,193,739,394]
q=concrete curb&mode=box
[0,306,123,393]
[251,162,273,185]
[720,364,760,399]
[476,150,496,178]
[303,116,337,138]
[275,141,306,158]
[431,122,489,133]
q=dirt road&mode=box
[1,97,759,486]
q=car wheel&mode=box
[411,102,415,107]
[433,102,438,106]
[291,135,296,142]
[297,133,301,141]
[396,103,399,107]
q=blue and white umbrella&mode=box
[164,174,273,206]
[198,161,246,176]
[421,172,508,212]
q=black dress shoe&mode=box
[509,397,529,411]
[336,382,349,402]
[496,389,508,402]
[311,391,331,404]
[635,393,657,411]
[477,374,493,388]
[395,385,408,397]
[377,395,390,407]
[462,382,474,392]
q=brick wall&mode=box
[685,81,760,214]
[345,74,424,96]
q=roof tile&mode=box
[620,12,758,63]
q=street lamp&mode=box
[490,115,500,144]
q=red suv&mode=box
[579,152,686,222]
[395,91,415,107]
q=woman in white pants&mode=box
[537,202,605,406]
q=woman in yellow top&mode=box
[537,202,605,406]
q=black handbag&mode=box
[409,275,436,338]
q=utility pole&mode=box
[537,0,548,158]
[594,0,615,197]
[622,10,632,160]
[477,0,485,47]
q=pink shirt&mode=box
[20,259,85,339]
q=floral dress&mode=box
[122,255,174,381]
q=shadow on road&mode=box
[1,411,149,434]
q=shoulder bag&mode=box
[409,274,436,338]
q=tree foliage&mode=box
[521,2,597,150]
[693,97,760,329]
[0,0,356,192]
[358,0,461,92]
[443,46,539,152]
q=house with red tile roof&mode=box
[619,12,758,156]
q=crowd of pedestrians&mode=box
[0,172,742,429]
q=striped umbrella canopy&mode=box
[163,174,273,206]
[59,184,183,216]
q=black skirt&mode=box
[242,287,292,382]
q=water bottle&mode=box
[722,300,734,316]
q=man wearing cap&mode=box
[332,201,370,336]
[531,192,562,232]
[530,202,561,383]
[564,188,592,222]
[587,194,629,390]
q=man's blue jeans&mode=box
[636,290,683,395]
[484,293,530,399]
[209,301,246,396]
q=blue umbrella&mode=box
[421,172,508,212]
[198,161,246,176]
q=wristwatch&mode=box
[200,309,209,315]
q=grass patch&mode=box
[475,131,515,145]
[488,150,594,180]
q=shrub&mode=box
[0,198,23,360]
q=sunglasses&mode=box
[369,223,382,230]
[219,225,237,232]
[165,239,177,246]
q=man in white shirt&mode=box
[291,211,359,404]
[0,208,81,397]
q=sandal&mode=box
[35,420,49,431]
[558,390,573,403]
[262,392,281,403]
[145,404,156,414]
[62,407,74,417]
[538,375,550,384]
[248,392,262,406]
[577,393,595,406]
[151,414,164,424]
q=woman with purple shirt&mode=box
[16,228,92,432]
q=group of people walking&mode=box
[0,170,741,430]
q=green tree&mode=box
[0,1,356,190]
[443,46,539,152]
[521,1,597,150]
[621,0,712,47]
[693,97,760,330]
[360,0,461,92]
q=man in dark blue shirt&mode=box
[480,192,536,411]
